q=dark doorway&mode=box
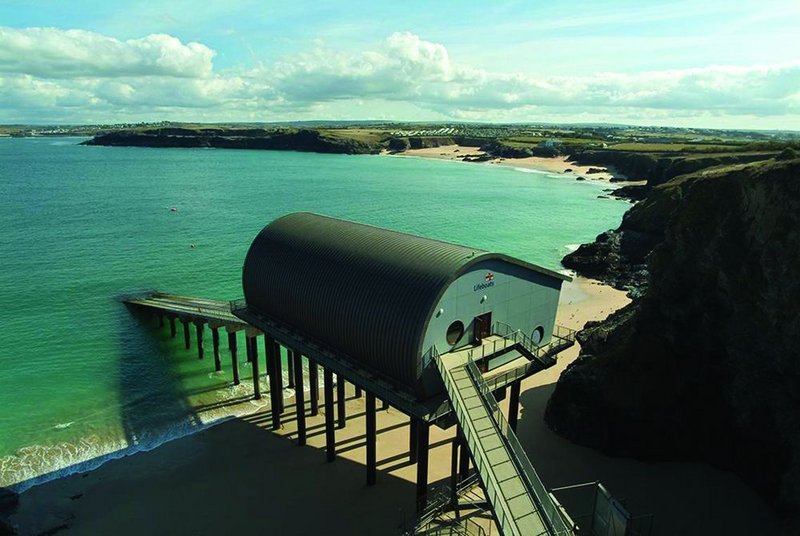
[473,312,492,344]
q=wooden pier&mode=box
[125,292,260,392]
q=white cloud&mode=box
[270,34,800,119]
[0,27,214,78]
[0,27,797,127]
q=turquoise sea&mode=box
[0,138,628,490]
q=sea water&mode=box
[0,138,628,490]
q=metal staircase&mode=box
[434,347,576,536]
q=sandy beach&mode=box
[397,145,630,182]
[7,277,777,535]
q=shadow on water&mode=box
[9,303,211,493]
[115,306,203,451]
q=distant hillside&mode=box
[81,127,385,155]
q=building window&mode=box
[531,326,545,345]
[446,320,465,346]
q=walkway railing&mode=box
[434,345,577,536]
[408,473,483,535]
[463,357,575,535]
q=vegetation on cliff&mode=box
[548,158,800,531]
[81,127,385,154]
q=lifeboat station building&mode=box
[234,212,579,536]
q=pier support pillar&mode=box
[169,317,176,338]
[273,340,284,414]
[266,336,281,430]
[366,391,376,486]
[245,336,254,364]
[336,375,346,429]
[381,398,388,410]
[309,360,319,416]
[195,322,204,360]
[450,438,460,512]
[409,418,419,463]
[228,332,240,385]
[415,420,430,513]
[324,368,336,462]
[182,319,190,349]
[508,380,521,433]
[211,327,221,371]
[251,340,261,400]
[355,386,362,398]
[286,349,295,389]
[293,350,306,446]
[459,431,470,481]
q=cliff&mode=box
[82,128,382,155]
[561,173,682,295]
[547,158,800,531]
[568,149,776,186]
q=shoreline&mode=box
[392,145,636,183]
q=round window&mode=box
[446,320,465,346]
[531,326,545,345]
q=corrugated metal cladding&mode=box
[241,212,567,396]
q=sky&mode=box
[1,0,799,129]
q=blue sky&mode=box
[1,0,798,128]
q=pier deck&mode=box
[125,292,249,330]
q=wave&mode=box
[0,367,323,493]
[512,167,552,176]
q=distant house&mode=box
[541,139,561,148]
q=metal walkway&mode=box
[124,292,249,330]
[436,345,574,536]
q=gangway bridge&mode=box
[431,336,575,536]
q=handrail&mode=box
[463,356,575,536]
[434,346,574,535]
[410,473,483,534]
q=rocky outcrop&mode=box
[387,137,411,152]
[548,158,800,531]
[568,149,777,186]
[562,175,680,294]
[82,128,382,154]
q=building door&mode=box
[473,312,492,344]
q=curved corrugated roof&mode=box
[242,212,566,392]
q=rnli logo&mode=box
[474,272,495,292]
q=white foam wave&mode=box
[1,366,326,493]
[512,167,551,175]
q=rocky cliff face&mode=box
[561,176,681,295]
[83,128,382,154]
[568,149,776,186]
[547,158,800,531]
